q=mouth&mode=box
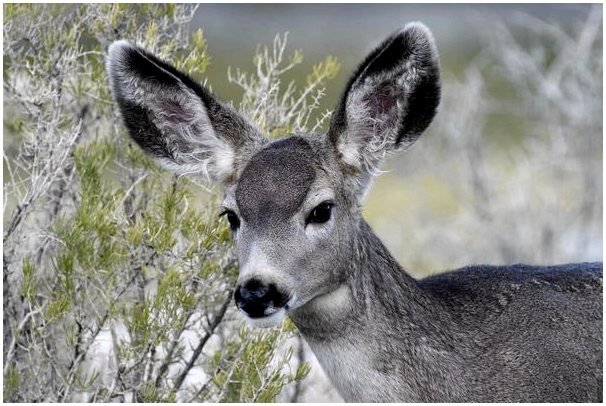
[240,295,298,328]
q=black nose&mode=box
[234,279,289,318]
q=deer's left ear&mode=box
[328,22,440,177]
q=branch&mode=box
[153,311,195,388]
[171,291,233,393]
[3,307,43,376]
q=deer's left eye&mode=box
[220,210,240,230]
[307,202,334,225]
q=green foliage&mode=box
[20,258,36,302]
[3,365,20,400]
[4,3,316,402]
[306,56,340,87]
[229,33,341,140]
[209,325,306,402]
[178,28,210,80]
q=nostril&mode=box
[234,279,290,317]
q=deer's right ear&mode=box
[106,40,266,185]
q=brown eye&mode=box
[220,210,240,230]
[307,202,334,225]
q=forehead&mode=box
[235,136,316,222]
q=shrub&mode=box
[3,4,338,402]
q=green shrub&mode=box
[3,4,339,402]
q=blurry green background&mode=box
[195,4,590,111]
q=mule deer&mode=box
[106,23,602,402]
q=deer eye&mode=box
[307,202,334,225]
[220,210,240,230]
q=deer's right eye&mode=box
[220,210,240,230]
[307,202,334,225]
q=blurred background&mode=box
[3,3,601,403]
[192,4,602,402]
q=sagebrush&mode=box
[2,4,339,402]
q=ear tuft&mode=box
[399,21,438,62]
[107,40,136,70]
[106,40,133,97]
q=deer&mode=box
[106,22,603,402]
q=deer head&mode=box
[106,22,440,328]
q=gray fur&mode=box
[291,221,602,402]
[107,22,603,402]
[236,137,316,225]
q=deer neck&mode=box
[291,219,441,338]
[289,219,459,401]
